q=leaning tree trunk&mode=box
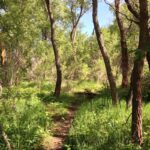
[45,0,62,97]
[92,0,118,105]
[131,0,149,145]
[115,0,129,88]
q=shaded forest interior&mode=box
[0,0,150,150]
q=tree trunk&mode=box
[1,48,9,86]
[146,51,150,70]
[131,0,149,145]
[70,25,77,61]
[115,0,129,88]
[45,0,62,97]
[69,3,84,62]
[131,61,143,145]
[92,0,118,105]
[126,70,133,109]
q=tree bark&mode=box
[146,51,150,70]
[45,0,62,97]
[1,48,9,86]
[92,0,118,105]
[130,0,149,145]
[115,0,129,88]
[125,0,150,70]
[126,75,133,109]
[70,25,77,61]
[124,0,139,19]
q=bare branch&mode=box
[70,2,76,25]
[74,4,83,27]
[125,20,133,35]
[123,113,132,126]
[104,0,139,25]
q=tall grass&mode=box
[0,82,52,150]
[65,98,150,150]
[0,81,78,149]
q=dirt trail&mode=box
[49,102,79,150]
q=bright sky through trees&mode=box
[81,0,114,34]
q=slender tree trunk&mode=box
[42,28,48,40]
[1,48,8,86]
[126,76,133,109]
[146,51,150,70]
[45,0,62,97]
[115,0,129,88]
[70,25,77,61]
[92,0,118,105]
[131,0,149,145]
[69,3,84,62]
[146,26,150,70]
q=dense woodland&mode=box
[0,0,150,149]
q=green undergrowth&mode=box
[0,81,149,150]
[64,98,150,150]
[67,80,102,93]
[0,81,76,150]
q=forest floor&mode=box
[49,101,79,150]
[0,81,87,150]
[47,91,99,150]
[0,81,149,150]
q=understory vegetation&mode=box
[0,82,73,149]
[65,98,150,150]
[0,81,149,149]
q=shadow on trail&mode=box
[37,92,77,105]
[36,88,114,111]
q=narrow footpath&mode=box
[49,102,79,150]
[41,91,96,150]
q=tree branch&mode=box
[74,4,83,27]
[123,113,132,126]
[125,20,133,35]
[104,0,139,25]
[124,0,139,19]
